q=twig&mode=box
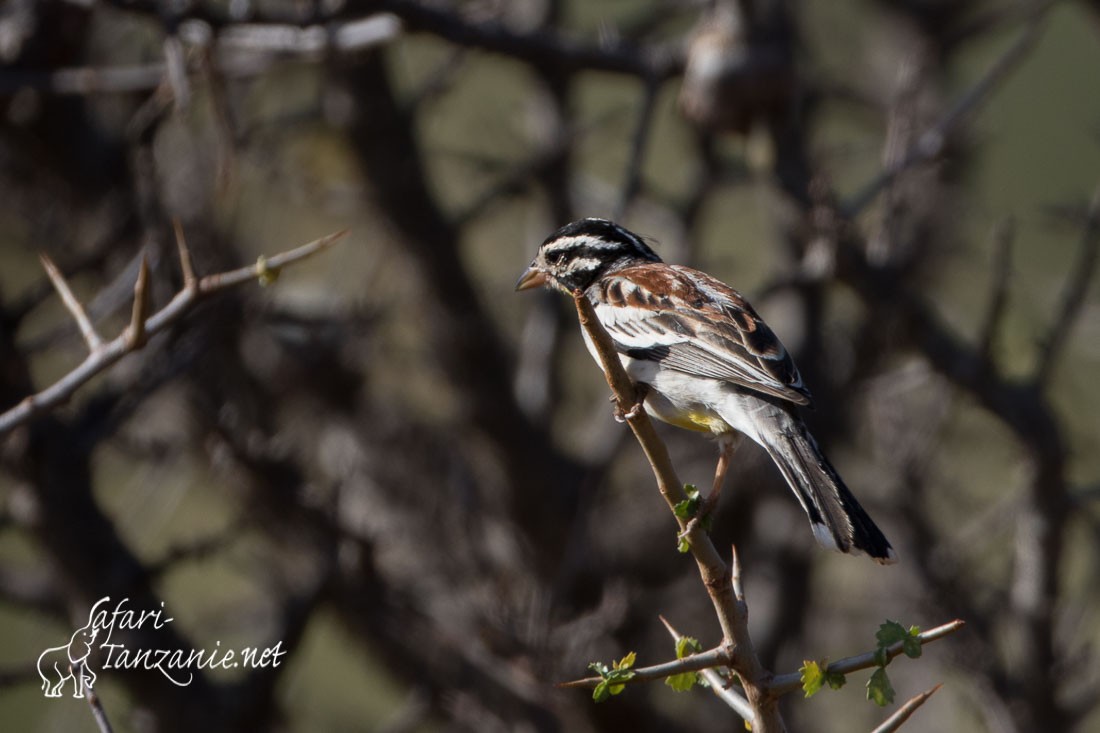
[613,76,661,220]
[163,34,190,111]
[842,11,1048,217]
[1034,183,1100,386]
[661,615,755,721]
[557,644,732,690]
[0,16,402,97]
[768,619,965,696]
[81,673,115,733]
[173,219,198,291]
[372,0,682,80]
[0,229,347,436]
[39,253,104,352]
[570,291,784,732]
[977,219,1014,365]
[870,684,943,733]
[214,15,402,55]
[39,254,104,353]
[0,65,168,95]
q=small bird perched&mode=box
[516,218,896,564]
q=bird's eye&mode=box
[548,252,566,266]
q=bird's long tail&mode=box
[758,417,897,565]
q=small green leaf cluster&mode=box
[589,652,637,702]
[866,620,923,706]
[798,620,923,707]
[799,659,846,698]
[665,636,703,692]
[673,485,711,552]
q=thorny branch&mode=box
[842,7,1050,217]
[768,620,965,695]
[0,229,347,436]
[1034,183,1100,386]
[572,290,783,732]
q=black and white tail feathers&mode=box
[761,420,897,565]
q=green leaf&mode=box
[675,636,702,660]
[673,485,701,519]
[866,667,895,707]
[875,620,908,648]
[872,646,889,668]
[677,536,691,553]
[825,670,847,690]
[903,626,923,658]
[665,637,703,692]
[800,660,825,698]
[588,654,636,702]
[666,671,699,692]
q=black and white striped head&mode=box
[516,218,661,293]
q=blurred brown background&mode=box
[1,0,1098,731]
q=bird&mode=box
[516,218,896,564]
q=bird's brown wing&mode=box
[592,263,812,406]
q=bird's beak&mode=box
[515,266,548,291]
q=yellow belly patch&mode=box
[662,409,730,434]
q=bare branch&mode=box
[194,229,347,292]
[39,254,104,353]
[843,9,1049,217]
[372,0,682,79]
[1034,183,1100,386]
[0,16,402,97]
[0,64,168,95]
[82,674,116,733]
[214,15,402,55]
[700,665,752,719]
[0,230,347,436]
[613,77,661,220]
[768,620,966,696]
[977,219,1014,364]
[871,684,943,733]
[163,34,190,111]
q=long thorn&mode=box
[39,254,103,353]
[730,544,744,603]
[126,255,150,349]
[174,219,197,291]
[870,684,943,733]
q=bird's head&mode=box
[516,218,661,294]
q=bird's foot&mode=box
[612,384,649,423]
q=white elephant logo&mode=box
[38,598,107,698]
